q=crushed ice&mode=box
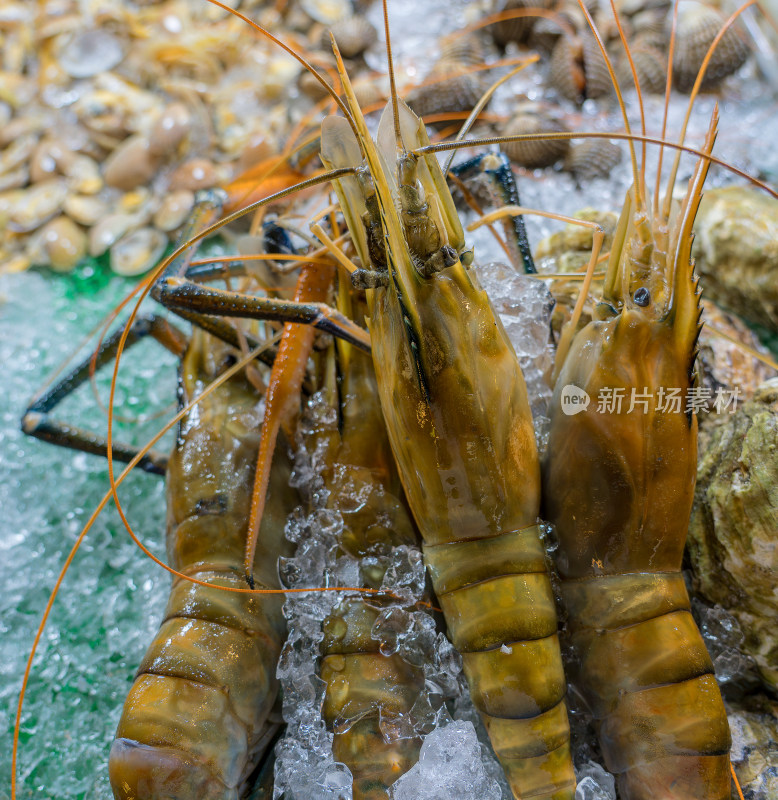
[389,720,502,800]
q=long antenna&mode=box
[577,0,642,210]
[662,0,758,220]
[609,0,647,203]
[382,0,403,150]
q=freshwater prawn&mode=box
[12,1,776,791]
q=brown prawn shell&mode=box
[502,106,570,168]
[672,1,750,92]
[563,138,622,180]
[549,32,613,103]
[323,15,378,59]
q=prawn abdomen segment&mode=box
[560,572,730,799]
[425,527,574,799]
[109,332,293,800]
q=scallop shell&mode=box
[563,139,622,180]
[502,106,570,169]
[549,33,613,103]
[325,15,377,59]
[672,1,750,93]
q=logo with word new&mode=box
[561,384,590,415]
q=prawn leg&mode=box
[450,151,536,274]
[21,313,186,475]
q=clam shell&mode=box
[325,16,377,59]
[65,154,103,195]
[502,107,570,169]
[63,193,108,226]
[549,33,613,103]
[37,215,87,272]
[0,133,39,176]
[351,75,386,110]
[59,30,124,79]
[300,0,352,25]
[89,213,138,257]
[153,190,195,232]
[8,179,68,233]
[110,227,167,276]
[563,139,622,180]
[103,134,159,191]
[489,0,551,47]
[148,103,191,158]
[617,39,668,95]
[29,138,74,184]
[0,165,29,192]
[169,158,221,192]
[439,35,485,68]
[672,1,750,92]
[404,64,486,123]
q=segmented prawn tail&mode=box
[108,329,296,800]
[542,33,731,800]
[318,314,427,799]
[319,39,575,799]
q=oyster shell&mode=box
[688,378,778,694]
[692,186,778,335]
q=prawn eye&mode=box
[633,287,650,307]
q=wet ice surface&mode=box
[692,598,762,691]
[0,270,177,799]
[475,263,555,451]
[389,720,501,800]
[575,762,617,800]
